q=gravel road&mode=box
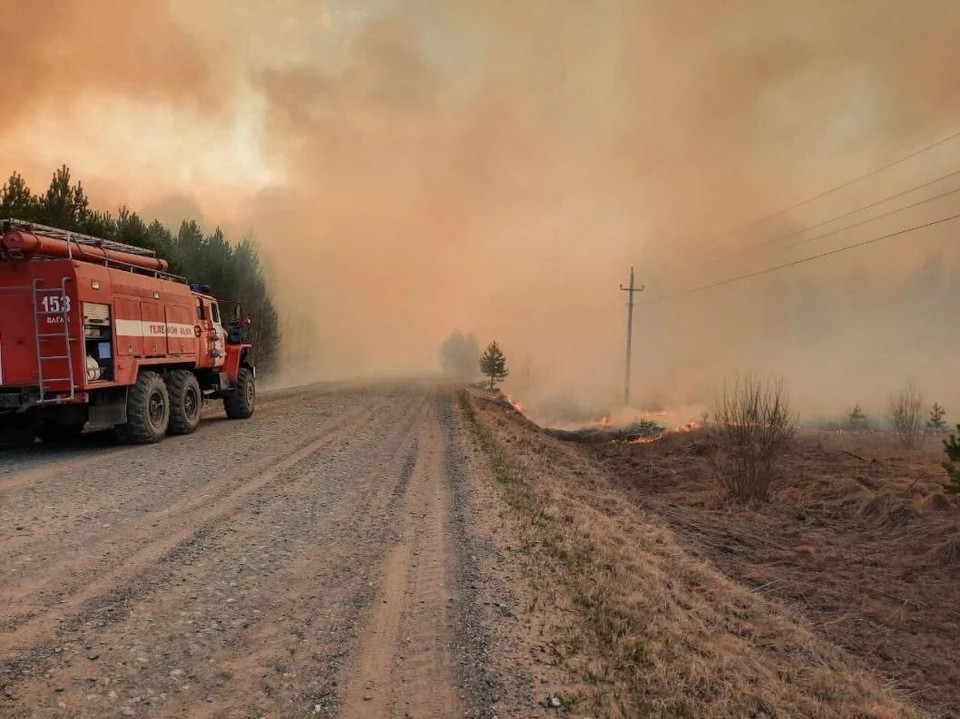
[0,381,508,719]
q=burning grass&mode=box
[462,391,921,718]
[545,419,664,445]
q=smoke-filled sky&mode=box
[3,0,960,422]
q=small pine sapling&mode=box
[944,425,960,495]
[847,404,868,431]
[928,402,947,433]
[479,341,509,390]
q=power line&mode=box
[671,126,960,259]
[676,167,960,273]
[775,185,960,256]
[680,179,960,273]
[642,212,960,306]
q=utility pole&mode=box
[619,266,644,407]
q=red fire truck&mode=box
[0,219,256,448]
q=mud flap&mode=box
[88,387,128,426]
[89,403,127,426]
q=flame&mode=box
[632,434,665,444]
[515,398,707,437]
[630,419,702,444]
[635,405,708,432]
[505,394,525,413]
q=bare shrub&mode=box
[858,492,918,526]
[889,382,924,450]
[928,534,960,567]
[922,493,951,511]
[708,376,797,503]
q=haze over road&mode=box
[0,381,500,718]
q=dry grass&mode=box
[929,534,960,567]
[462,392,919,719]
[857,492,919,525]
[591,428,960,718]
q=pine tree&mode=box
[79,210,116,239]
[847,404,868,430]
[37,165,89,230]
[115,206,149,247]
[944,426,960,494]
[479,340,509,390]
[146,220,178,269]
[0,172,37,218]
[928,403,947,433]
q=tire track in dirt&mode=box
[341,392,459,719]
[2,386,433,718]
[0,396,386,653]
[0,383,514,719]
[178,398,430,718]
[0,443,137,495]
[0,387,300,496]
[0,389,385,599]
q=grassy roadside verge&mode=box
[458,389,670,716]
[457,390,917,719]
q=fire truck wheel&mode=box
[167,370,202,435]
[36,421,85,442]
[0,412,37,450]
[224,367,255,419]
[116,371,170,444]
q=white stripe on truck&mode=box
[115,320,197,338]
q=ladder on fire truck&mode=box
[3,219,159,258]
[2,218,188,285]
[31,277,76,404]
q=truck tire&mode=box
[36,421,85,442]
[167,370,202,435]
[0,412,36,450]
[224,367,255,419]
[115,371,170,444]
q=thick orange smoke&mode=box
[3,0,960,423]
[0,1,221,129]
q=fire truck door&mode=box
[210,301,226,368]
[165,303,191,356]
[140,301,168,356]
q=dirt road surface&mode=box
[0,381,525,719]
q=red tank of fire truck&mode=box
[0,219,256,448]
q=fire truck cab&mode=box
[0,219,256,448]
